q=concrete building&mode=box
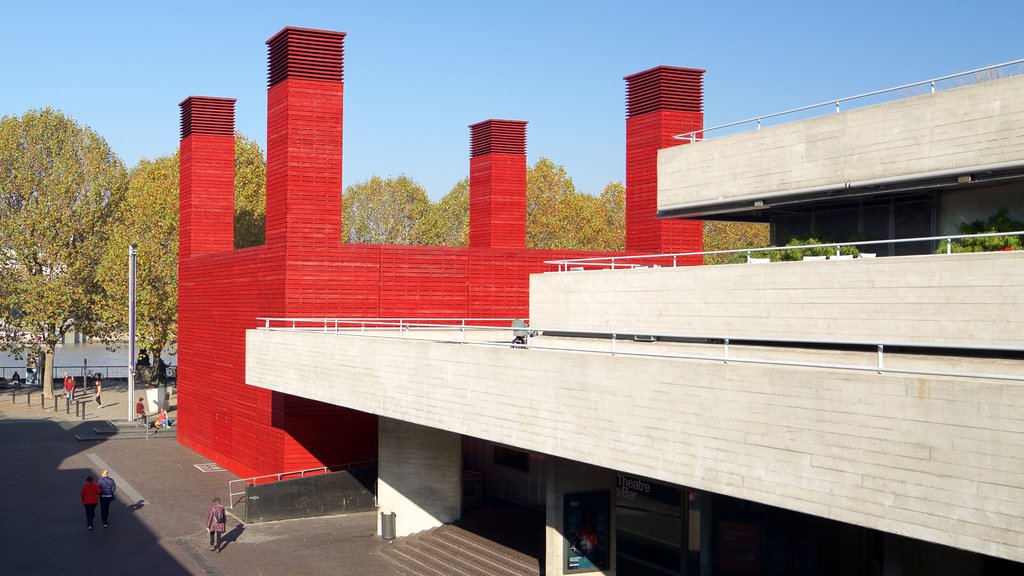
[246,71,1024,575]
[182,25,1024,576]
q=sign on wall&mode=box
[564,491,611,572]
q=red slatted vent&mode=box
[624,66,705,117]
[266,26,346,87]
[179,96,236,139]
[469,119,528,158]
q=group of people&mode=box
[134,396,174,429]
[79,469,117,529]
[79,473,227,552]
[61,371,105,409]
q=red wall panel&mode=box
[178,27,706,478]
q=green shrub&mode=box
[940,208,1024,253]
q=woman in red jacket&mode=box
[80,475,102,530]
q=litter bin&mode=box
[380,511,396,541]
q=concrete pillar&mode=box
[469,119,528,249]
[377,418,462,538]
[178,96,236,260]
[264,26,346,249]
[545,458,617,576]
[624,66,705,255]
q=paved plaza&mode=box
[0,383,402,576]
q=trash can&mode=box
[380,511,396,541]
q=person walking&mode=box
[63,371,75,409]
[81,475,102,530]
[136,397,147,427]
[206,497,227,552]
[94,378,103,408]
[98,469,116,527]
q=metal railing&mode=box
[674,59,1024,143]
[259,317,534,346]
[255,319,1024,383]
[228,459,377,508]
[545,231,1024,271]
[0,364,177,388]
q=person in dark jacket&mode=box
[81,476,102,530]
[98,469,116,527]
[206,497,227,552]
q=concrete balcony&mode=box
[657,74,1024,219]
[532,251,1024,348]
[246,291,1024,563]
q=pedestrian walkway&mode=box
[0,387,403,576]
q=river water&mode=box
[0,342,175,381]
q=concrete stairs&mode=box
[384,524,540,576]
[75,420,178,441]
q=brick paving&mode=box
[0,384,402,576]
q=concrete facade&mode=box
[531,251,1024,348]
[377,418,462,538]
[657,74,1024,213]
[245,327,1024,564]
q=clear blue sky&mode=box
[2,1,1021,200]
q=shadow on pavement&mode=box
[0,417,195,575]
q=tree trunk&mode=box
[41,348,54,400]
[151,344,164,386]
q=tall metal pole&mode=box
[128,244,137,422]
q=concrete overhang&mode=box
[657,74,1024,221]
[246,327,1024,563]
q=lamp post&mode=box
[127,244,137,422]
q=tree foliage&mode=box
[702,221,771,264]
[414,177,469,246]
[0,108,127,398]
[97,154,179,385]
[233,133,267,249]
[342,175,431,244]
[942,207,1024,253]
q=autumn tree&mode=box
[0,108,127,399]
[526,158,624,251]
[96,154,179,385]
[342,175,431,244]
[233,133,267,249]
[414,178,469,246]
[95,133,266,384]
[702,221,771,264]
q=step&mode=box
[435,525,539,573]
[419,531,515,576]
[426,532,530,576]
[384,526,540,576]
[385,538,456,576]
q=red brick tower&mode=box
[178,96,236,260]
[265,27,346,250]
[624,66,705,255]
[469,120,528,249]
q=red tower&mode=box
[624,66,705,255]
[177,26,697,478]
[469,120,527,249]
[265,27,346,250]
[178,96,236,260]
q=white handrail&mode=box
[674,59,1024,142]
[546,231,1024,271]
[252,319,1024,383]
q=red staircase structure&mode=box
[177,26,704,478]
